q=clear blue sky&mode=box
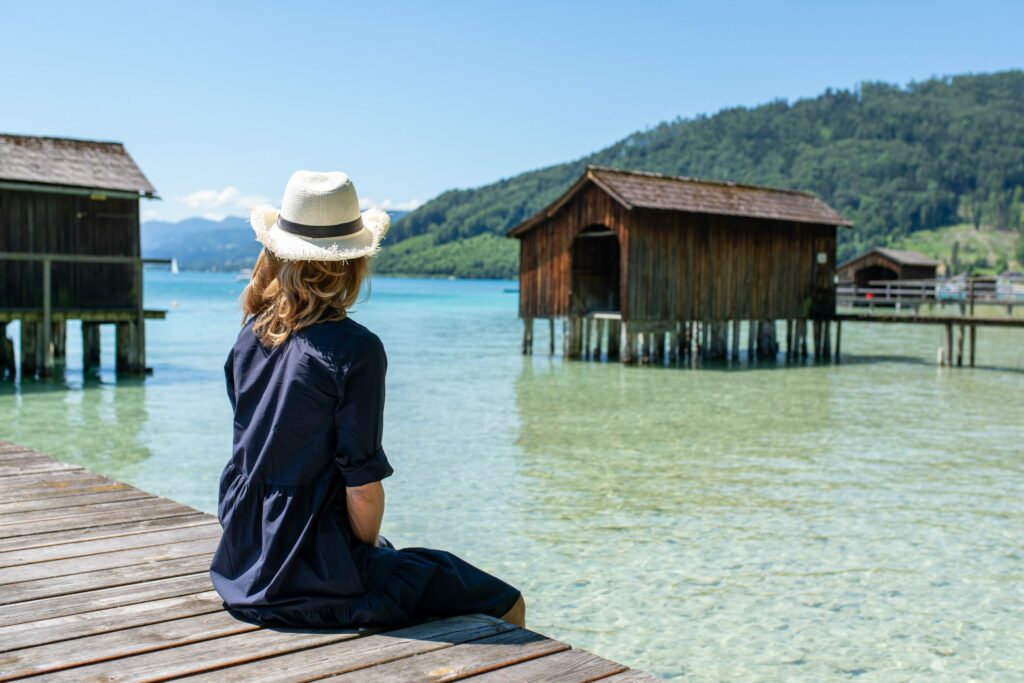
[2,1,1021,222]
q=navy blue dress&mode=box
[210,317,520,628]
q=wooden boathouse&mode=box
[837,247,939,286]
[508,166,852,364]
[0,134,165,379]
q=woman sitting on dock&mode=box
[210,171,525,629]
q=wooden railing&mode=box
[836,276,1024,310]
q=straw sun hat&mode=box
[249,170,390,261]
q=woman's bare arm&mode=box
[346,481,385,546]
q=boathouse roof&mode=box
[0,133,157,197]
[508,166,852,236]
[838,247,939,269]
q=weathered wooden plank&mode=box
[37,624,368,682]
[0,521,220,568]
[0,451,52,467]
[0,553,210,606]
[0,502,199,540]
[0,513,213,553]
[0,535,219,584]
[0,495,186,527]
[0,476,133,503]
[0,487,153,515]
[0,610,257,680]
[181,614,517,683]
[330,627,570,682]
[0,571,212,626]
[0,468,109,493]
[0,591,223,652]
[466,647,629,682]
[0,443,34,456]
[0,460,82,477]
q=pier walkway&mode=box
[0,441,653,682]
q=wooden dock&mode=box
[0,441,654,682]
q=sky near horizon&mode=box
[2,1,1022,222]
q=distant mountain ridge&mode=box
[143,212,408,271]
[379,70,1024,276]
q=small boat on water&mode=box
[170,258,179,275]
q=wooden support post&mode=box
[709,322,728,360]
[822,320,831,361]
[956,324,965,367]
[796,319,807,359]
[521,317,533,355]
[607,320,620,359]
[620,322,633,365]
[116,321,137,374]
[969,325,976,368]
[548,318,555,356]
[746,320,755,361]
[562,318,570,358]
[20,321,40,379]
[83,322,101,372]
[653,329,665,365]
[944,322,953,367]
[757,320,778,359]
[0,323,14,380]
[668,325,679,365]
[835,320,842,362]
[812,320,822,359]
[785,320,793,360]
[581,317,590,360]
[134,260,146,374]
[731,319,741,362]
[41,257,53,377]
[568,317,582,359]
[51,319,67,366]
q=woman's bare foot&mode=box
[499,595,526,628]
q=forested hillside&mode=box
[378,70,1024,277]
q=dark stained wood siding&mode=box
[0,189,139,310]
[518,183,631,318]
[516,184,838,321]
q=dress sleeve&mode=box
[224,348,237,412]
[334,335,394,487]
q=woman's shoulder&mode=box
[298,318,385,367]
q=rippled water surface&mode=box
[2,271,1023,680]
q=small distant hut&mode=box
[0,134,161,379]
[507,166,852,363]
[837,247,939,286]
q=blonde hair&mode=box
[242,248,370,347]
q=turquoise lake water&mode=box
[2,270,1023,680]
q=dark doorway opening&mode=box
[854,264,898,287]
[570,225,620,314]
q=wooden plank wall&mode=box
[0,190,139,310]
[627,210,836,321]
[517,184,630,319]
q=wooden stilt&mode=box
[116,321,137,374]
[562,318,570,358]
[822,320,831,360]
[0,322,14,379]
[756,320,778,359]
[731,319,741,362]
[668,325,679,365]
[607,319,620,359]
[20,320,40,380]
[969,325,976,367]
[41,258,53,378]
[956,324,965,367]
[548,318,555,356]
[835,320,842,362]
[568,317,582,359]
[944,322,953,367]
[812,320,822,359]
[51,319,67,366]
[785,320,793,360]
[82,322,101,372]
[620,322,633,364]
[797,319,808,359]
[709,322,728,360]
[521,317,533,355]
[746,320,755,362]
